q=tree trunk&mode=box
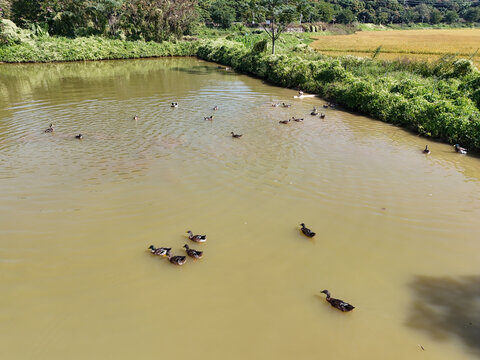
[271,18,275,54]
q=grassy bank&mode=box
[197,39,480,152]
[0,36,198,62]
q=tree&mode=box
[120,0,197,41]
[358,9,375,23]
[316,1,334,23]
[210,0,235,28]
[255,0,298,55]
[11,0,43,26]
[444,10,459,23]
[375,11,389,24]
[415,4,431,23]
[463,7,480,22]
[87,0,125,36]
[336,8,356,24]
[429,8,443,24]
[0,0,11,18]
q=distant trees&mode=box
[210,0,236,28]
[121,0,197,41]
[336,8,356,24]
[464,7,480,22]
[444,10,459,24]
[1,0,480,41]
[6,0,196,40]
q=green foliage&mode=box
[252,38,267,53]
[372,45,381,59]
[463,7,480,23]
[0,36,198,62]
[0,18,33,45]
[444,11,459,24]
[210,0,235,28]
[255,0,300,54]
[120,0,198,42]
[336,9,356,24]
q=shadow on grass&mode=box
[407,275,480,355]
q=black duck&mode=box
[320,290,355,312]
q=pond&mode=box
[0,57,479,360]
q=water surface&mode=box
[1,58,479,360]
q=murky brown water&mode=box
[1,58,479,360]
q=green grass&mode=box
[0,36,198,63]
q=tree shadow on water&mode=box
[407,275,480,355]
[172,66,236,76]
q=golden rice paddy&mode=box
[310,28,480,67]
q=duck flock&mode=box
[42,89,470,313]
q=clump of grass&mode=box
[372,45,382,59]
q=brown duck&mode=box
[164,251,187,265]
[320,290,355,312]
[184,244,203,259]
[148,245,171,256]
[187,230,207,243]
[231,132,243,138]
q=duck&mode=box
[282,103,291,108]
[423,145,430,154]
[272,103,280,107]
[300,223,315,238]
[133,115,138,121]
[164,251,187,265]
[44,124,55,133]
[454,144,467,154]
[204,115,214,121]
[75,134,83,139]
[291,117,304,122]
[148,245,171,256]
[171,102,178,108]
[279,119,290,124]
[311,107,318,116]
[187,230,207,243]
[320,290,355,312]
[323,104,329,109]
[320,113,326,119]
[183,244,203,259]
[231,132,243,138]
[213,106,218,111]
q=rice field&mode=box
[310,28,480,67]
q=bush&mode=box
[0,19,33,45]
